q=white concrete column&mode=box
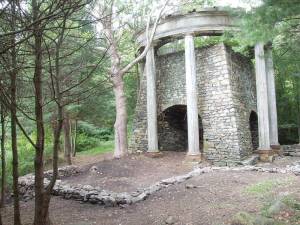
[146,46,159,152]
[185,34,200,156]
[265,46,279,146]
[255,43,271,150]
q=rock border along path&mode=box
[18,163,300,207]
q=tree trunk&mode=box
[0,103,6,225]
[63,113,72,165]
[72,119,77,157]
[112,76,128,158]
[10,1,22,224]
[50,114,61,153]
[102,6,128,158]
[296,77,300,144]
[11,56,21,225]
[32,1,50,223]
[0,103,6,208]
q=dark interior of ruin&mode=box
[249,111,259,150]
[158,105,203,151]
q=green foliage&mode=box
[77,89,116,128]
[244,178,295,197]
[282,196,300,211]
[77,121,113,140]
[1,128,54,187]
[227,0,300,143]
[75,133,100,152]
[260,196,300,224]
[231,212,256,225]
[77,140,114,156]
[76,121,113,152]
[234,1,300,45]
[180,0,215,13]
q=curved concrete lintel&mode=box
[137,9,236,47]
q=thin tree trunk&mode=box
[11,54,21,225]
[37,30,66,225]
[100,0,168,158]
[102,3,128,158]
[50,114,61,153]
[0,103,6,225]
[72,119,77,157]
[0,103,6,208]
[112,76,128,158]
[296,77,300,144]
[10,1,21,224]
[63,113,72,165]
[32,1,49,223]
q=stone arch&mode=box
[157,105,203,152]
[249,110,259,150]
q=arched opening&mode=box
[158,105,203,152]
[249,111,259,150]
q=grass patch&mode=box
[231,196,300,225]
[245,178,295,197]
[262,195,300,224]
[77,140,114,156]
[282,196,300,211]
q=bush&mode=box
[77,121,113,141]
[76,132,100,152]
[1,128,54,187]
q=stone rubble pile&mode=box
[209,164,300,175]
[44,165,81,179]
[18,165,81,201]
[18,163,300,207]
[282,144,300,157]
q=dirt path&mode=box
[72,152,114,166]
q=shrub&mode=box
[76,132,100,152]
[77,121,113,141]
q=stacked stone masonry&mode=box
[129,43,257,165]
[282,145,300,157]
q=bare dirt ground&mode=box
[3,153,300,225]
[63,152,193,192]
[72,152,114,166]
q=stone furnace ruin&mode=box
[129,8,280,165]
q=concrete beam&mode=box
[137,9,235,47]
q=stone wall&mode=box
[225,46,257,158]
[129,43,256,164]
[196,44,241,163]
[282,144,300,156]
[129,62,148,152]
